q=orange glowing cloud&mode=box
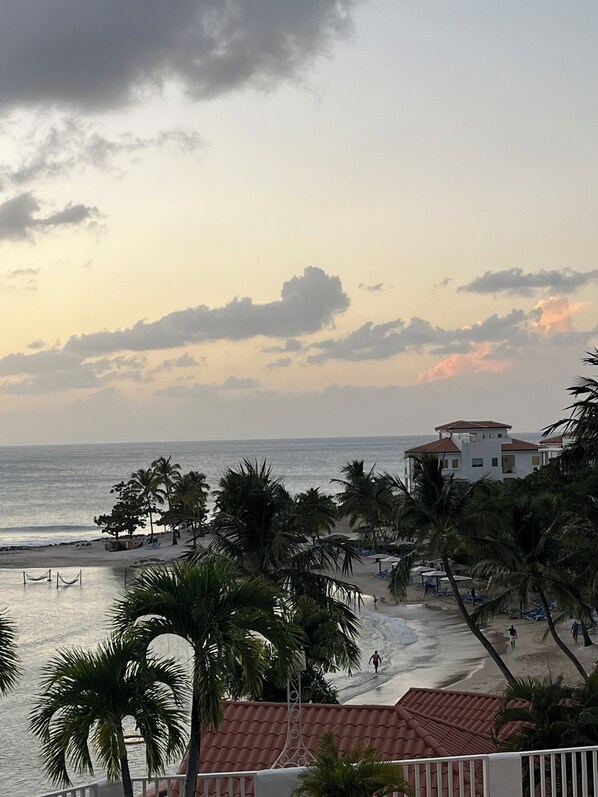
[533,295,589,335]
[416,342,509,384]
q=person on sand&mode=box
[369,650,381,674]
[508,625,518,649]
[373,595,378,610]
[571,620,580,644]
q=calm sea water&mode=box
[0,433,542,547]
[0,436,432,547]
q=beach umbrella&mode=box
[440,575,472,582]
[411,565,435,573]
[381,557,401,564]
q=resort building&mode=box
[404,420,542,487]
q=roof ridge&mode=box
[398,686,502,701]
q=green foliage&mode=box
[209,459,362,673]
[112,557,298,797]
[333,460,394,539]
[94,480,146,539]
[29,635,187,793]
[292,731,412,797]
[0,609,20,695]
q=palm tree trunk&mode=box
[147,499,154,543]
[184,690,201,797]
[582,624,594,647]
[116,727,134,797]
[442,557,516,685]
[536,586,588,681]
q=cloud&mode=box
[0,115,204,187]
[458,267,598,296]
[416,342,510,384]
[532,296,590,335]
[220,376,260,390]
[262,338,303,354]
[0,1,355,111]
[64,266,349,355]
[358,282,388,292]
[0,192,98,241]
[151,353,200,373]
[435,277,452,289]
[266,357,292,369]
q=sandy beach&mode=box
[4,534,596,698]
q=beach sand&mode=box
[3,535,596,697]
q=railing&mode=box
[34,746,598,797]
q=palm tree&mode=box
[333,460,394,541]
[473,493,591,681]
[112,557,298,797]
[544,348,598,470]
[0,610,19,695]
[209,460,362,672]
[387,455,515,684]
[29,635,187,797]
[152,456,182,545]
[130,468,164,543]
[171,471,210,547]
[292,731,412,797]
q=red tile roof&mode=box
[435,420,511,432]
[541,434,563,446]
[501,437,539,452]
[405,438,460,455]
[173,689,502,796]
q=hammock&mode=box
[22,569,51,584]
[56,569,82,588]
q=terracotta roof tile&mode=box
[501,437,539,452]
[405,438,460,455]
[434,420,511,432]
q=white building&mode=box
[405,420,542,486]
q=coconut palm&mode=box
[333,460,394,541]
[171,471,210,547]
[209,460,362,671]
[151,456,182,545]
[473,493,591,681]
[112,557,298,797]
[387,455,515,684]
[0,609,19,695]
[130,468,164,543]
[544,349,598,470]
[292,731,412,797]
[29,635,187,797]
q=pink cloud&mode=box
[533,295,590,335]
[416,342,510,384]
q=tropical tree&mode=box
[333,460,394,541]
[170,470,210,547]
[387,455,515,684]
[209,460,362,673]
[130,468,164,543]
[0,610,20,695]
[473,492,590,681]
[151,456,182,545]
[112,557,298,797]
[29,635,187,797]
[94,480,147,540]
[544,348,598,470]
[291,731,412,797]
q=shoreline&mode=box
[3,534,597,698]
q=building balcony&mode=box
[35,744,598,797]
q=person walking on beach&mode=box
[373,595,378,610]
[571,620,580,644]
[508,625,518,649]
[369,650,381,674]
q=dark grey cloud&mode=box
[308,310,531,363]
[64,266,349,355]
[0,192,98,241]
[0,1,355,111]
[0,115,204,187]
[458,267,598,296]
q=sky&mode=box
[0,0,597,444]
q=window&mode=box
[492,457,498,467]
[442,459,449,468]
[532,455,540,466]
[497,433,503,438]
[489,433,494,438]
[472,458,483,468]
[452,459,459,469]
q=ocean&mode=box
[0,433,541,548]
[0,434,539,796]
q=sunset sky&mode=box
[1,0,597,444]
